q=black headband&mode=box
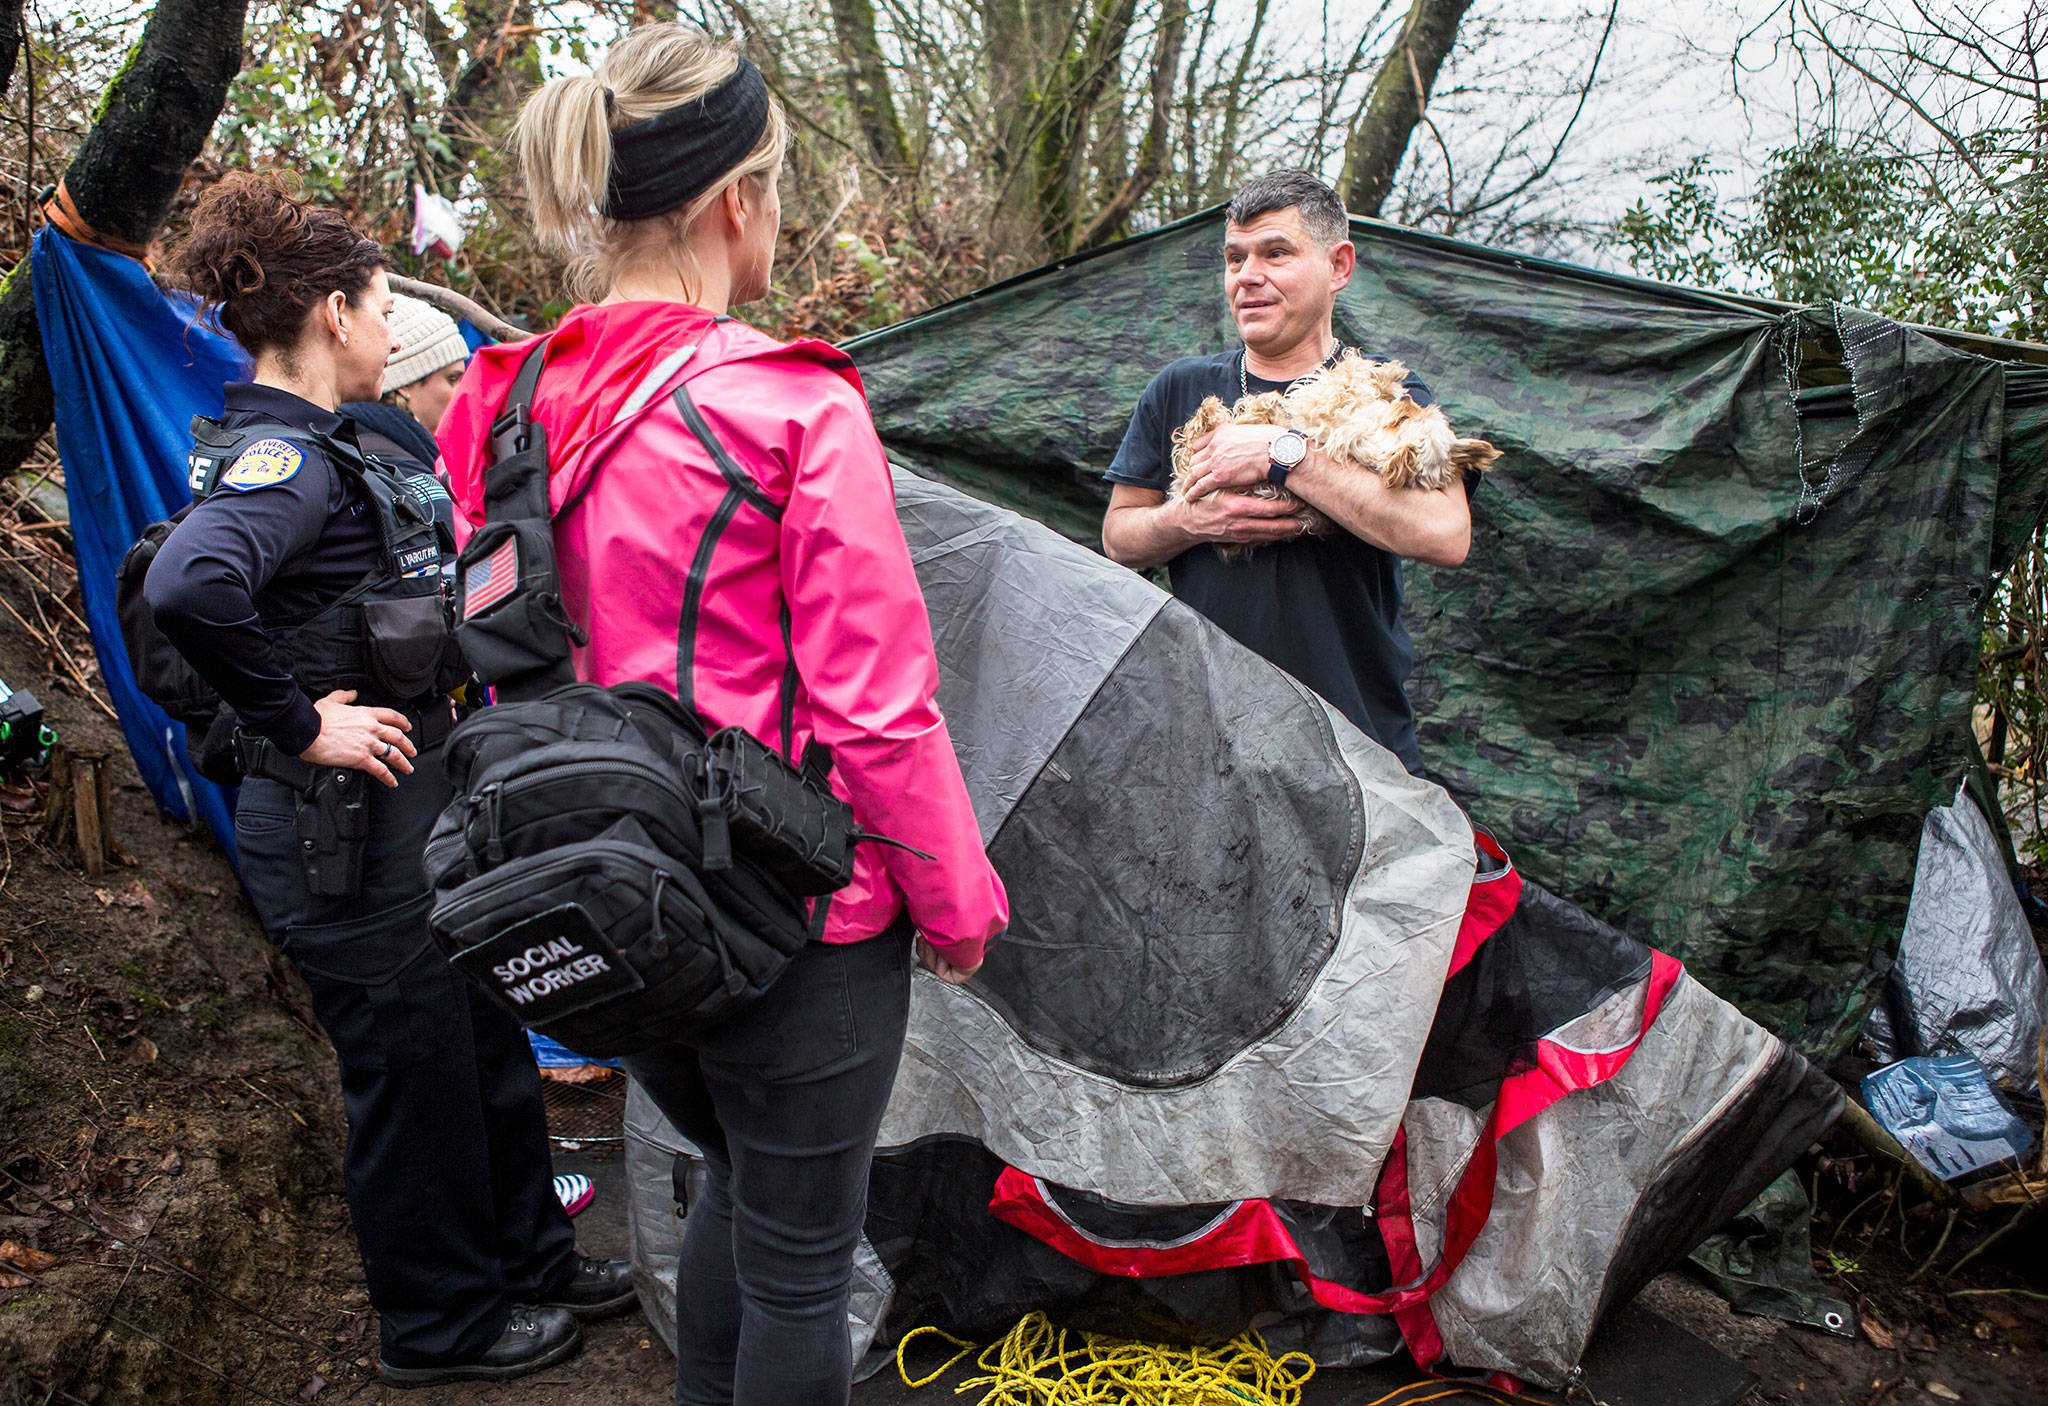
[602,61,771,222]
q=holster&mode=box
[236,733,371,899]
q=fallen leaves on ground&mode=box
[0,1239,57,1287]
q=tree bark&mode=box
[1205,0,1271,204]
[0,0,23,97]
[434,0,536,192]
[827,0,910,176]
[1340,0,1474,217]
[1027,0,1140,251]
[1076,0,1188,250]
[0,0,247,477]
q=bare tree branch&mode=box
[1445,0,1618,223]
[1797,0,1994,190]
[1340,0,1476,217]
[1077,0,1188,249]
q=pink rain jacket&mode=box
[439,303,1007,968]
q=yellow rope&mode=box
[896,1311,1317,1405]
[898,1323,982,1389]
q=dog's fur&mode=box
[1168,351,1500,561]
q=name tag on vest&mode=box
[451,903,643,1024]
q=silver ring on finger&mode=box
[379,741,392,760]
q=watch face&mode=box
[1273,431,1308,467]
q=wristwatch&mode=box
[1268,430,1309,488]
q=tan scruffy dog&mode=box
[1169,351,1500,561]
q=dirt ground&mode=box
[1,578,2046,1405]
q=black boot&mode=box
[378,1305,582,1387]
[536,1251,640,1320]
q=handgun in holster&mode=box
[236,733,370,898]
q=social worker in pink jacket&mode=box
[438,303,1008,968]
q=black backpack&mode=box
[115,509,246,786]
[427,342,921,1053]
[426,683,822,1056]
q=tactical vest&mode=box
[182,415,468,706]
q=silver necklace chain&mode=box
[1241,340,1345,399]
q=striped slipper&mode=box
[553,1173,595,1218]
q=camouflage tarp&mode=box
[845,210,2048,1056]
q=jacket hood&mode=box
[438,301,721,525]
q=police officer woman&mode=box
[144,173,633,1387]
[342,293,471,471]
[437,24,1007,1406]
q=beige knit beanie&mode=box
[384,294,469,391]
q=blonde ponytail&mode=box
[515,24,788,300]
[517,73,614,258]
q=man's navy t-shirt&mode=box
[1104,351,1440,774]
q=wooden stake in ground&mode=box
[41,744,114,877]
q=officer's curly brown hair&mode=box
[167,172,386,361]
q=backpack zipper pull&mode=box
[481,781,505,863]
[648,870,670,960]
[691,754,732,872]
[850,828,936,862]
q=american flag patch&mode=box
[463,537,519,619]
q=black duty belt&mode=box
[236,695,455,789]
[234,695,452,899]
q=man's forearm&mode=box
[1285,447,1470,566]
[1102,497,1194,569]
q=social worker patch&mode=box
[449,903,644,1024]
[218,438,306,492]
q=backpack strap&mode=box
[668,377,805,763]
[484,340,552,522]
[456,339,590,703]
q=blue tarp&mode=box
[32,227,248,855]
[528,1031,623,1071]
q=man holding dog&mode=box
[1100,171,1474,775]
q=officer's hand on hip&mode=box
[301,690,417,788]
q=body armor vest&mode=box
[185,415,468,705]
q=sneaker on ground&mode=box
[537,1251,639,1320]
[554,1172,595,1217]
[377,1305,581,1388]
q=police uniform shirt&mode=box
[144,384,389,757]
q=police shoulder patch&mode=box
[219,438,306,492]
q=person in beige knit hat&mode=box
[381,293,470,433]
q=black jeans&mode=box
[235,743,578,1367]
[624,924,913,1406]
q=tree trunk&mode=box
[434,0,537,192]
[980,0,1117,262]
[1205,0,1271,204]
[1076,0,1188,250]
[0,0,247,477]
[1027,0,1140,252]
[827,0,910,176]
[0,0,23,97]
[1340,0,1473,217]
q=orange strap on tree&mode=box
[39,178,155,269]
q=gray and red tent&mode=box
[623,472,1840,1389]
